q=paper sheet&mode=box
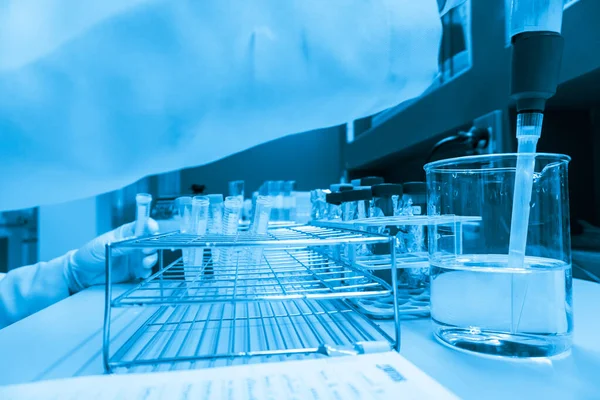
[0,352,457,400]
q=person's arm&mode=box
[0,0,442,211]
[0,253,72,329]
[0,220,158,329]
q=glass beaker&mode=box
[424,153,572,358]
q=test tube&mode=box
[250,195,273,235]
[206,194,224,266]
[267,181,281,221]
[176,196,193,268]
[220,196,242,267]
[246,195,273,266]
[176,196,193,233]
[185,196,209,280]
[283,181,295,221]
[207,194,224,234]
[132,193,152,279]
[228,180,245,202]
[134,193,153,236]
[275,181,285,221]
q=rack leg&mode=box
[103,245,113,373]
[390,240,401,352]
[159,249,164,300]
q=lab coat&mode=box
[0,0,445,327]
[0,0,442,211]
[0,253,72,328]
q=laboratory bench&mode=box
[0,279,599,399]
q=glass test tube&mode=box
[246,195,273,266]
[132,193,152,279]
[176,196,193,268]
[220,196,242,267]
[190,196,209,271]
[176,196,193,233]
[228,180,245,202]
[206,194,224,266]
[134,193,153,236]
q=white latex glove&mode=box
[64,219,159,294]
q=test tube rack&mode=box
[312,216,481,318]
[103,225,399,373]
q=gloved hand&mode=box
[63,219,159,294]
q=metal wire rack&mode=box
[106,299,394,373]
[110,224,390,249]
[104,225,399,373]
[313,216,480,319]
[111,249,393,307]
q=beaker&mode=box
[424,153,572,357]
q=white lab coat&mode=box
[0,253,72,328]
[0,0,443,327]
[0,0,442,211]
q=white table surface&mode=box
[0,279,599,399]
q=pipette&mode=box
[508,0,564,332]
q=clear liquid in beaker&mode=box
[430,254,572,357]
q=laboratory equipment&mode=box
[425,153,572,357]
[325,192,343,221]
[310,189,328,221]
[370,183,403,269]
[102,225,399,373]
[175,196,193,266]
[175,197,193,233]
[510,0,564,114]
[371,184,403,219]
[220,196,243,266]
[245,195,273,266]
[132,193,153,279]
[340,188,373,262]
[329,183,354,193]
[313,215,477,320]
[401,182,427,216]
[341,188,372,222]
[293,191,312,224]
[351,176,384,187]
[189,196,209,270]
[206,194,224,266]
[228,180,245,202]
[269,181,285,221]
[508,0,565,273]
[206,195,224,234]
[134,194,153,236]
[282,181,296,222]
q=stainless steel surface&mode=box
[104,225,399,373]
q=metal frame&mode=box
[103,225,399,373]
[312,216,478,319]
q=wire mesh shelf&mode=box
[312,215,482,229]
[111,249,393,307]
[104,224,400,373]
[110,225,390,249]
[105,299,394,373]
